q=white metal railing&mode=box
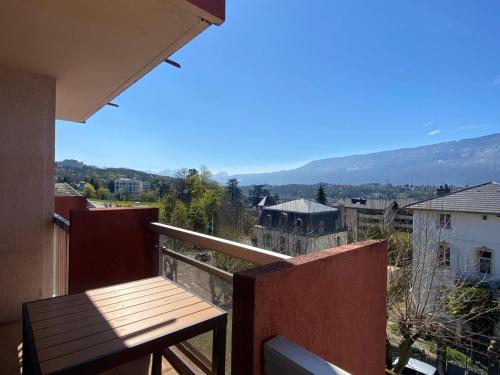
[53,213,70,296]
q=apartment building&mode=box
[114,178,150,195]
[255,198,348,256]
[335,198,415,238]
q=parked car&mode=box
[392,358,437,375]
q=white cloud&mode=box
[492,75,500,86]
[428,129,442,136]
[423,121,432,127]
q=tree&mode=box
[316,184,327,205]
[82,183,96,198]
[96,187,111,200]
[248,184,270,207]
[386,214,499,373]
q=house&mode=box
[114,178,150,195]
[407,182,500,284]
[54,182,88,219]
[255,198,348,255]
[335,198,415,238]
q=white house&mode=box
[407,182,500,285]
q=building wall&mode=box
[68,207,159,293]
[0,67,55,322]
[412,210,500,282]
[232,241,387,374]
[54,196,87,220]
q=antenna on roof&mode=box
[164,58,181,69]
[107,102,119,108]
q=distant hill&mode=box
[56,161,172,191]
[214,133,500,186]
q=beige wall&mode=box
[0,67,55,322]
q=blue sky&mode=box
[56,0,500,175]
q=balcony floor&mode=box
[0,320,179,375]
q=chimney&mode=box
[437,184,450,196]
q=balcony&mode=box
[1,206,387,374]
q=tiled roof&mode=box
[55,182,82,197]
[407,182,500,214]
[264,198,337,214]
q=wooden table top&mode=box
[24,276,226,374]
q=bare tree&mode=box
[385,211,499,373]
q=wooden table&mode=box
[23,276,227,375]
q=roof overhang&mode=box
[0,0,224,123]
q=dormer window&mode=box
[439,213,451,229]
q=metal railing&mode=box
[148,222,291,373]
[53,213,70,296]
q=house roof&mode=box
[264,199,337,214]
[407,182,500,215]
[258,196,274,207]
[55,183,82,197]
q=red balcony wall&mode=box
[68,207,159,293]
[232,240,387,375]
[54,196,87,220]
[187,0,225,22]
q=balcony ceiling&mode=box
[0,0,224,122]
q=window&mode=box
[439,213,451,229]
[438,242,450,267]
[318,221,325,234]
[265,215,272,227]
[279,236,287,252]
[264,233,272,247]
[478,249,492,275]
[336,236,341,247]
[278,213,288,228]
[294,240,303,255]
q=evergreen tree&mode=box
[316,184,327,205]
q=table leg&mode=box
[212,323,227,375]
[152,352,162,375]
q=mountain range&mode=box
[211,133,500,186]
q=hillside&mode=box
[215,133,500,186]
[55,160,172,191]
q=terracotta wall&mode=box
[0,67,55,322]
[68,207,159,293]
[55,196,87,220]
[232,241,387,375]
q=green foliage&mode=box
[316,184,327,205]
[55,159,173,198]
[96,187,111,200]
[82,183,96,198]
[448,286,499,334]
[248,185,269,207]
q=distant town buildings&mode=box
[255,198,347,256]
[334,198,415,239]
[114,178,150,195]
